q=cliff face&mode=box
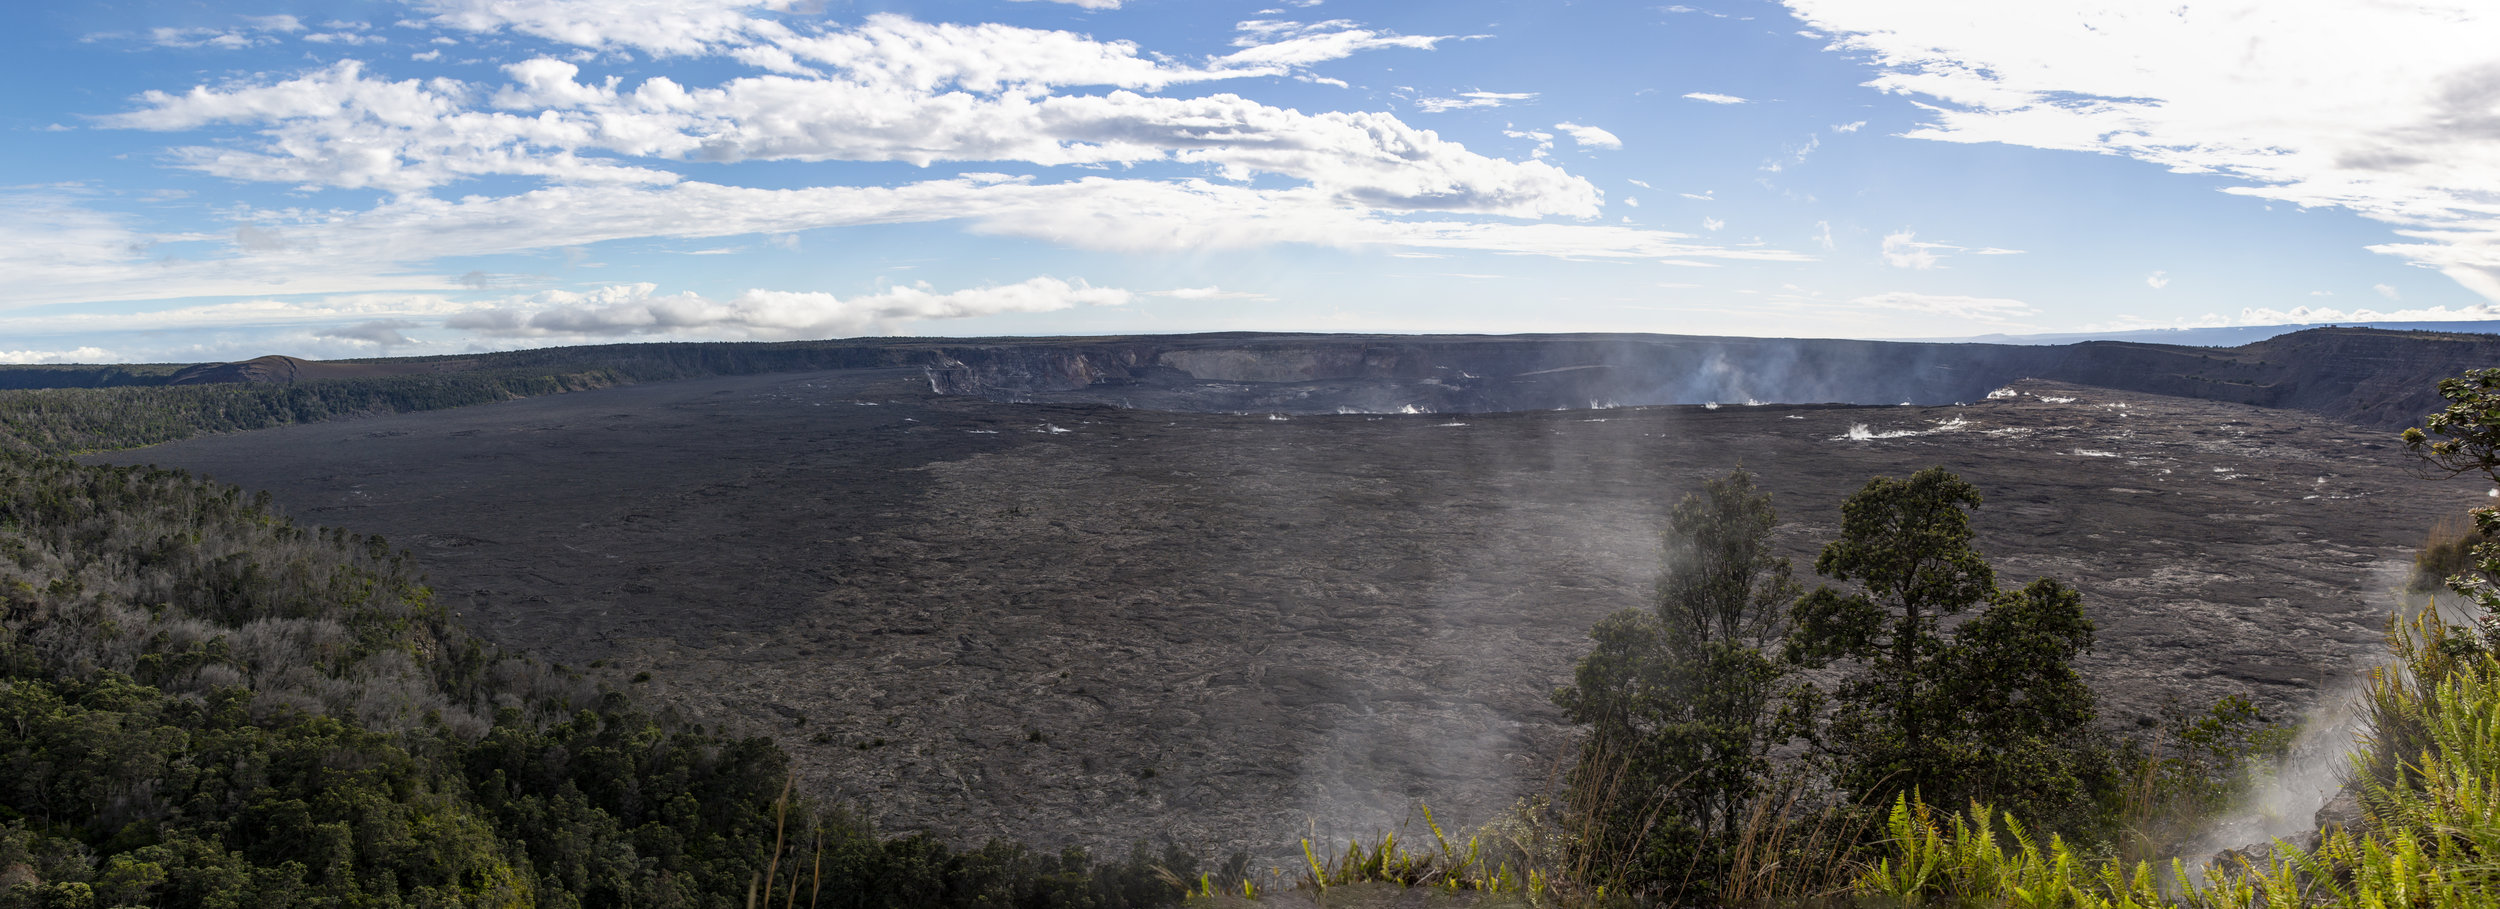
[911,328,2496,430]
[112,326,2500,429]
[920,334,2049,414]
[2025,329,2500,429]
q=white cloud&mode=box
[1627,178,1651,189]
[1880,230,1951,269]
[0,177,1804,309]
[2376,282,2402,301]
[2122,302,2500,330]
[2146,270,2169,289]
[48,7,1828,320]
[1503,127,1555,159]
[765,15,1266,92]
[1682,92,1749,104]
[411,0,801,57]
[1763,133,1819,172]
[146,27,269,49]
[1416,91,1536,113]
[1786,0,2500,303]
[0,347,118,365]
[1223,19,1451,67]
[1555,122,1622,149]
[1011,0,1124,8]
[2241,303,2500,324]
[1831,120,1866,133]
[1814,220,1834,250]
[445,276,1129,339]
[109,21,1596,216]
[0,293,489,336]
[1702,217,1725,231]
[1149,286,1268,300]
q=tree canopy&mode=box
[1553,468,1801,898]
[1786,467,2106,828]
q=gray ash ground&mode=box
[103,370,2485,858]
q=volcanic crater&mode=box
[100,367,2484,858]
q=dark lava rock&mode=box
[98,370,2486,858]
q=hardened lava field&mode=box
[104,369,2482,857]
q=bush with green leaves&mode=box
[1552,468,1803,900]
[1856,615,2500,909]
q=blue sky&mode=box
[3,0,2497,363]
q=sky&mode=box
[4,0,2499,364]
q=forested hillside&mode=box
[0,447,1192,905]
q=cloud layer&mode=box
[1787,0,2500,302]
[446,276,1130,340]
[32,2,1813,320]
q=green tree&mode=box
[1785,467,2104,827]
[2403,367,2500,650]
[1553,468,1801,896]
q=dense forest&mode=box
[0,420,1194,904]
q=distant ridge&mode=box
[1954,319,2500,347]
[11,326,2500,431]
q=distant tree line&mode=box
[0,370,629,457]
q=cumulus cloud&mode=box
[107,26,1597,216]
[1786,0,2500,303]
[411,0,802,57]
[1555,122,1622,149]
[1682,92,1749,104]
[2376,283,2402,301]
[104,61,680,193]
[446,276,1130,339]
[1880,230,1951,269]
[2146,270,2169,289]
[46,6,1819,316]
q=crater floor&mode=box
[103,371,2483,857]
